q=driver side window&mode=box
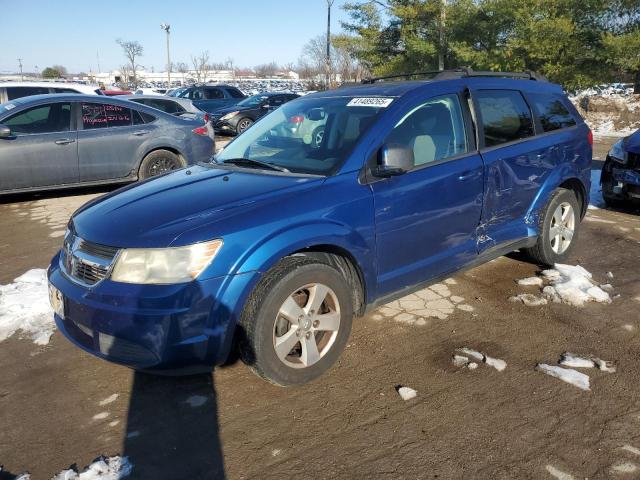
[385,94,468,168]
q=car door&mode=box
[0,101,77,191]
[370,93,484,297]
[76,101,154,182]
[471,89,548,252]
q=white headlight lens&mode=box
[110,239,223,284]
[220,111,239,121]
[608,139,628,164]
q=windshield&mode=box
[215,96,390,175]
[168,87,188,98]
[237,94,269,107]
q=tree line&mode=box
[338,0,640,90]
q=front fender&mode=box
[233,220,376,301]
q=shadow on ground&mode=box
[123,372,226,479]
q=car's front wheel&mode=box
[235,117,253,135]
[523,188,581,266]
[239,256,353,386]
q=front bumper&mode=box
[606,156,640,201]
[213,119,237,134]
[48,251,259,373]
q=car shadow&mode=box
[122,371,226,479]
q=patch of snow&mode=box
[542,264,611,307]
[467,362,478,370]
[611,461,638,474]
[623,324,635,332]
[452,354,469,367]
[589,168,606,209]
[271,449,282,457]
[535,364,590,391]
[108,420,119,427]
[185,395,208,408]
[559,353,595,369]
[600,283,614,293]
[621,444,640,456]
[509,293,548,306]
[397,386,417,401]
[0,269,55,345]
[457,347,484,361]
[99,394,118,406]
[484,355,507,372]
[92,412,109,420]
[593,357,617,373]
[546,465,576,480]
[51,456,132,480]
[607,271,614,279]
[518,276,544,287]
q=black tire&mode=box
[523,188,581,266]
[238,256,354,387]
[235,117,253,135]
[139,150,184,180]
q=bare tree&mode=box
[176,62,189,73]
[116,39,143,86]
[191,51,210,82]
[254,61,280,78]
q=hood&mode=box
[623,130,640,154]
[71,165,321,248]
[214,104,254,115]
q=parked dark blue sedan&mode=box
[48,71,592,385]
[0,94,214,194]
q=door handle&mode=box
[54,138,75,145]
[132,130,149,136]
[458,171,477,181]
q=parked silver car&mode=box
[0,94,214,194]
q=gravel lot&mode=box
[1,138,639,479]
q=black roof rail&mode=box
[361,68,547,84]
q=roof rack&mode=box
[361,68,548,84]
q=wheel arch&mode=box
[558,177,588,219]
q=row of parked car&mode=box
[0,81,304,194]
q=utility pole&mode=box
[17,58,23,81]
[326,0,335,89]
[438,0,446,71]
[161,23,171,86]
[97,50,101,73]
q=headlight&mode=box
[110,239,223,284]
[220,111,239,121]
[608,139,628,164]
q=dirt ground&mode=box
[1,138,639,480]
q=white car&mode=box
[0,81,103,103]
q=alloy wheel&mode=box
[549,202,575,254]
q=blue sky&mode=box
[2,0,352,74]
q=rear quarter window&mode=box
[529,94,577,132]
[6,86,51,100]
[475,90,535,148]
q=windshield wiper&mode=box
[219,158,290,173]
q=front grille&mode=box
[62,233,119,286]
[627,152,640,171]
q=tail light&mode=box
[203,113,210,123]
[587,129,593,146]
[192,126,208,136]
[289,115,304,124]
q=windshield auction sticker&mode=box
[347,97,394,108]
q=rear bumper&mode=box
[48,251,260,373]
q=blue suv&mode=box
[48,70,592,386]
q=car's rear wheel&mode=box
[236,117,253,135]
[239,256,353,386]
[139,150,184,180]
[523,188,581,266]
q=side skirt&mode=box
[364,236,537,314]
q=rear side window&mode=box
[132,110,157,125]
[4,103,71,134]
[529,94,576,132]
[205,88,224,100]
[227,88,244,99]
[475,90,535,148]
[81,103,132,129]
[6,86,50,100]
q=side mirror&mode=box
[373,144,414,177]
[0,125,11,139]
